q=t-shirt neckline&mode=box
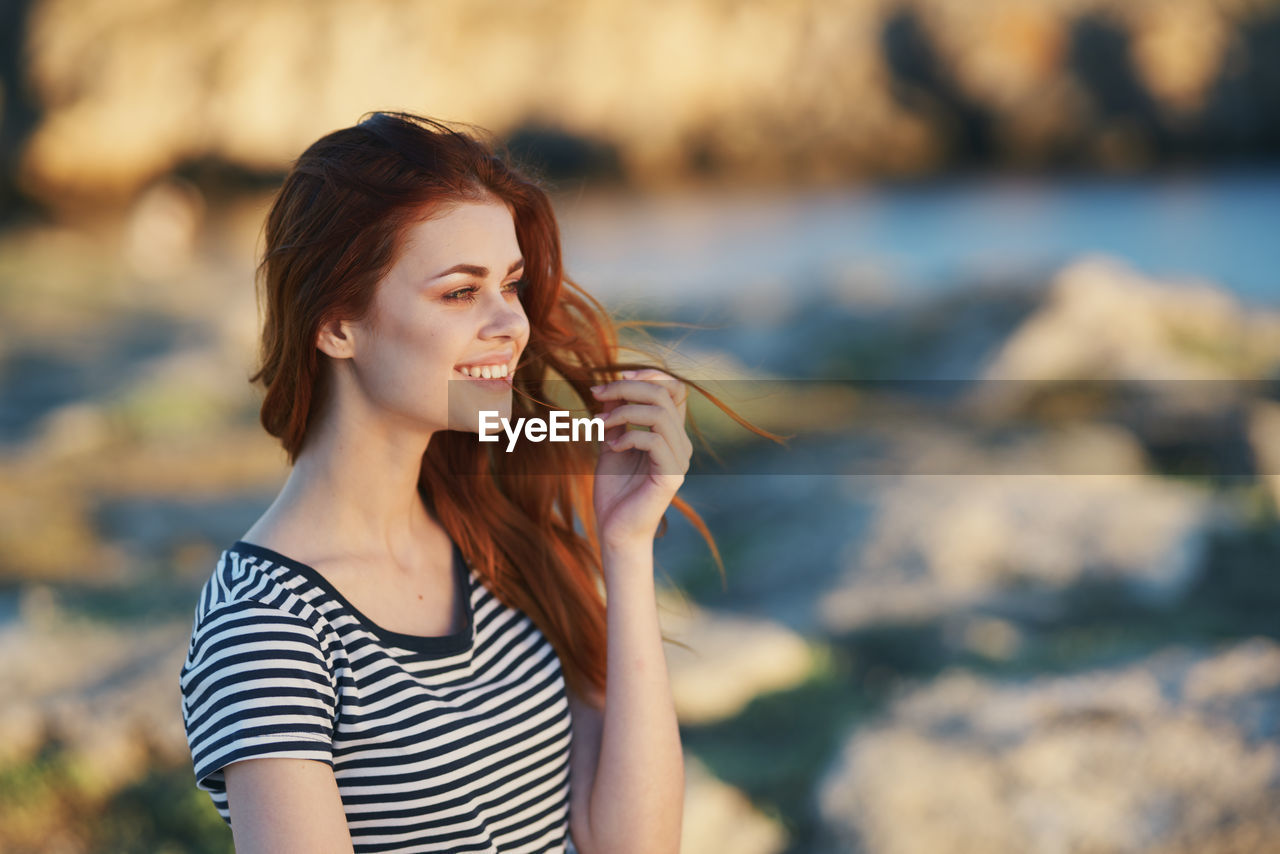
[228,537,475,657]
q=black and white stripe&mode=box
[179,539,575,854]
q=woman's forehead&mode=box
[398,199,521,268]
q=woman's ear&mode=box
[316,317,357,359]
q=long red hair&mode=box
[249,111,779,702]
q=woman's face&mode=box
[347,197,530,437]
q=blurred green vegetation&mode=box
[0,746,231,854]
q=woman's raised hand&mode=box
[589,368,692,550]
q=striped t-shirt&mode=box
[179,538,577,853]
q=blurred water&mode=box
[554,167,1280,310]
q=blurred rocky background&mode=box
[1,1,1279,852]
[3,0,1280,209]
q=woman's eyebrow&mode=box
[429,258,525,281]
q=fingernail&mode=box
[590,385,604,393]
[620,370,637,379]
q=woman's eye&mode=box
[444,287,478,303]
[445,280,525,303]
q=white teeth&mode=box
[458,363,510,378]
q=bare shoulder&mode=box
[225,757,355,854]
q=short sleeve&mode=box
[179,600,338,794]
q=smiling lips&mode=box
[453,348,517,388]
[453,360,514,390]
[455,363,511,379]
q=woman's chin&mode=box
[447,400,512,434]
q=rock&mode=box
[122,178,205,281]
[658,590,817,725]
[1247,400,1280,515]
[977,256,1280,386]
[0,608,193,780]
[969,257,1280,478]
[50,712,152,799]
[14,0,1280,200]
[0,701,45,768]
[816,639,1280,854]
[682,753,789,854]
[821,464,1225,635]
[1127,2,1232,115]
[27,402,115,461]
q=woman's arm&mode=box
[581,368,692,853]
[571,539,684,854]
[225,757,356,854]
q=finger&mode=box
[600,403,693,461]
[592,375,683,423]
[592,378,671,406]
[623,369,688,418]
[596,397,626,444]
[598,403,663,431]
[590,385,647,445]
[607,427,687,476]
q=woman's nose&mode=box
[482,288,528,339]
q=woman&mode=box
[179,111,764,853]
